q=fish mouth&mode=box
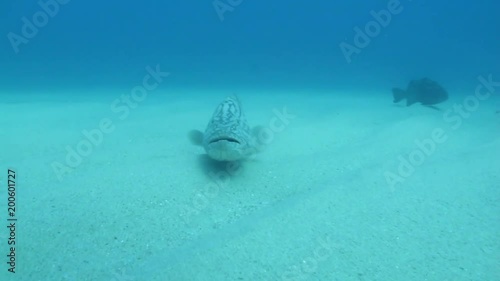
[209,137,241,144]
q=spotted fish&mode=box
[189,96,262,161]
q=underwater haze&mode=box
[1,0,499,92]
[1,0,499,280]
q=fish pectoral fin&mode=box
[250,125,267,153]
[188,130,204,146]
[252,126,264,138]
[252,125,266,144]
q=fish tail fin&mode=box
[392,88,406,103]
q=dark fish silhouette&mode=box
[392,78,448,107]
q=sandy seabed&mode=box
[0,88,499,281]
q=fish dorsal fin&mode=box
[229,93,242,106]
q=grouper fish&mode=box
[392,78,448,107]
[189,96,262,161]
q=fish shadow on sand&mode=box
[392,103,443,111]
[195,154,245,180]
[423,105,443,111]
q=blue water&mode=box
[1,1,499,280]
[2,0,498,93]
